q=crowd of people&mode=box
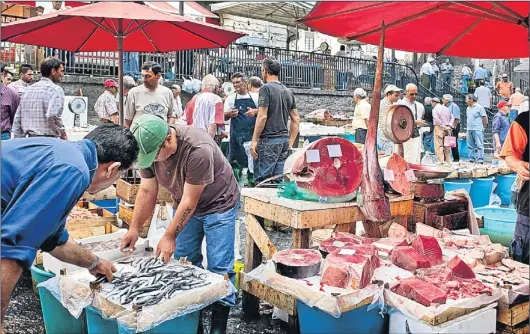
[350,77,529,165]
[0,55,302,334]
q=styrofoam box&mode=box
[389,304,497,334]
[43,229,149,276]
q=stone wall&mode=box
[58,76,355,125]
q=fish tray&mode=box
[116,178,172,204]
[66,201,118,240]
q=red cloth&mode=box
[300,2,528,58]
[2,1,245,52]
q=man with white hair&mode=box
[443,94,461,161]
[171,84,184,119]
[420,57,435,89]
[508,87,525,123]
[431,97,454,162]
[378,84,402,155]
[398,83,426,164]
[466,94,488,163]
[116,75,137,110]
[185,74,224,141]
[351,87,370,144]
[124,61,175,128]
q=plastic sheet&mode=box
[39,253,233,333]
[278,181,356,203]
[244,262,380,318]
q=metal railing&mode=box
[520,78,529,95]
[1,42,418,92]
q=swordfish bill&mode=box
[360,21,391,223]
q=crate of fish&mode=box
[116,176,172,204]
[67,200,118,239]
[40,252,232,333]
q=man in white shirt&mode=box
[124,61,175,128]
[171,84,184,119]
[440,59,453,87]
[519,96,529,114]
[474,80,493,112]
[351,88,370,144]
[461,64,472,94]
[431,97,454,162]
[224,72,259,175]
[378,84,402,155]
[420,57,435,90]
[398,83,426,164]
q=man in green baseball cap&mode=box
[122,114,240,334]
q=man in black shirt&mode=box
[250,58,300,183]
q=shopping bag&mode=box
[444,135,457,147]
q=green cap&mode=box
[131,114,169,169]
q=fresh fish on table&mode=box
[104,255,212,308]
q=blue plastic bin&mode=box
[475,206,517,234]
[91,199,118,214]
[469,177,495,208]
[479,228,514,247]
[338,133,356,143]
[297,301,387,334]
[30,265,87,334]
[85,306,199,334]
[494,174,517,206]
[458,138,468,159]
[444,179,473,194]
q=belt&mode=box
[27,134,57,138]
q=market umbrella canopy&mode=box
[1,1,245,52]
[299,1,529,58]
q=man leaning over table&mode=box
[1,124,139,331]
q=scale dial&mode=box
[383,105,415,144]
[68,97,87,115]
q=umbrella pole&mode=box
[118,18,124,126]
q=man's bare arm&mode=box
[252,106,268,142]
[1,259,23,327]
[482,116,488,128]
[289,108,300,147]
[168,117,176,125]
[208,124,217,138]
[164,183,205,239]
[124,119,133,128]
[111,114,119,124]
[49,238,97,267]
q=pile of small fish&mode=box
[82,239,122,253]
[103,256,211,308]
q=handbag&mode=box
[444,135,457,148]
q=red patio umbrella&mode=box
[1,1,245,123]
[299,2,529,59]
[3,1,88,8]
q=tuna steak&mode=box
[392,278,447,306]
[360,23,391,222]
[390,246,431,271]
[412,235,443,265]
[321,246,379,289]
[272,249,322,279]
[287,137,363,197]
[447,256,475,279]
[386,154,413,196]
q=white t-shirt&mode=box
[519,100,529,114]
[398,97,425,121]
[352,99,370,130]
[223,92,259,113]
[474,86,492,109]
[462,66,472,76]
[124,84,174,122]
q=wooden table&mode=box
[240,188,413,332]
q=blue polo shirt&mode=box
[466,104,487,131]
[1,138,97,269]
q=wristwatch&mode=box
[87,255,100,271]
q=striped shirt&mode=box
[13,77,65,138]
[94,90,118,121]
[185,92,224,131]
[9,79,29,97]
[1,85,20,133]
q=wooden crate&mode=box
[498,301,529,327]
[420,304,490,326]
[116,178,172,204]
[66,201,118,239]
[498,323,529,334]
[118,204,153,238]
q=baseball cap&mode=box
[432,97,441,103]
[502,73,508,78]
[104,79,118,88]
[384,84,402,95]
[131,115,169,169]
[497,100,508,109]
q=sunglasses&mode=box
[409,93,418,96]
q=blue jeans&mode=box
[173,201,240,307]
[509,109,519,124]
[423,131,433,153]
[1,132,10,140]
[461,75,470,94]
[467,130,484,162]
[254,137,289,183]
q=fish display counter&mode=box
[38,251,233,333]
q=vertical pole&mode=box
[118,18,125,125]
[179,1,184,15]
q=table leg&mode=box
[288,314,300,334]
[242,214,263,318]
[292,228,310,249]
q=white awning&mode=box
[210,2,315,28]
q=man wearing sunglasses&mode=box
[398,83,427,163]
